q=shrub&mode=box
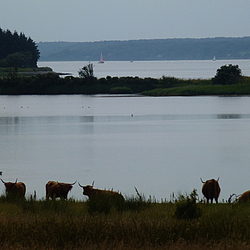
[174,189,201,220]
[212,64,242,85]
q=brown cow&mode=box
[78,182,124,202]
[200,177,221,203]
[238,190,250,202]
[0,178,26,198]
[46,180,76,199]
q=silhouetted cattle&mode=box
[46,180,76,199]
[200,177,221,203]
[0,178,26,198]
[78,182,124,202]
[238,190,250,202]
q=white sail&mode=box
[99,53,104,63]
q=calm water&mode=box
[0,95,250,201]
[38,59,250,79]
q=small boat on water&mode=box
[98,53,104,63]
[213,55,216,61]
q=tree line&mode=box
[0,28,40,68]
[38,37,250,61]
[0,64,248,96]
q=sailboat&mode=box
[98,53,104,63]
[213,55,216,61]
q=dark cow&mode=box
[238,190,250,202]
[46,180,76,199]
[0,178,26,198]
[200,177,221,203]
[78,182,124,202]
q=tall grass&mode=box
[0,193,250,249]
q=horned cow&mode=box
[238,190,250,202]
[0,178,26,198]
[78,182,124,202]
[200,177,221,203]
[46,180,76,199]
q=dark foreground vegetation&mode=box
[0,64,249,96]
[0,190,250,249]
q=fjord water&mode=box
[0,95,250,201]
[38,59,250,79]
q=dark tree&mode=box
[78,63,95,79]
[0,28,40,68]
[212,64,242,85]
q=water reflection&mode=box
[0,113,248,128]
[79,116,94,123]
[0,117,20,125]
[217,114,242,119]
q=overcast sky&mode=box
[1,0,250,43]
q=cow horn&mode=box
[78,182,84,188]
[92,181,95,187]
[200,178,205,183]
[15,178,18,183]
[217,177,220,182]
[71,181,77,185]
[0,178,5,184]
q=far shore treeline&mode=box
[1,28,250,96]
[0,63,250,96]
[38,37,250,61]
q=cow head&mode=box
[78,181,95,196]
[57,180,76,192]
[0,178,17,191]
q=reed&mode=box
[0,194,250,249]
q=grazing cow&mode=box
[0,178,26,198]
[200,177,221,203]
[238,190,250,202]
[46,180,76,199]
[78,182,124,202]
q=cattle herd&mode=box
[0,177,250,203]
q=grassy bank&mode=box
[0,194,250,249]
[0,66,53,77]
[142,77,250,96]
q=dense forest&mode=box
[38,37,250,61]
[0,28,40,68]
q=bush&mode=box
[174,189,201,220]
[212,64,242,85]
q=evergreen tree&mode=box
[0,28,40,68]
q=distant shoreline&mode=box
[38,37,250,61]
